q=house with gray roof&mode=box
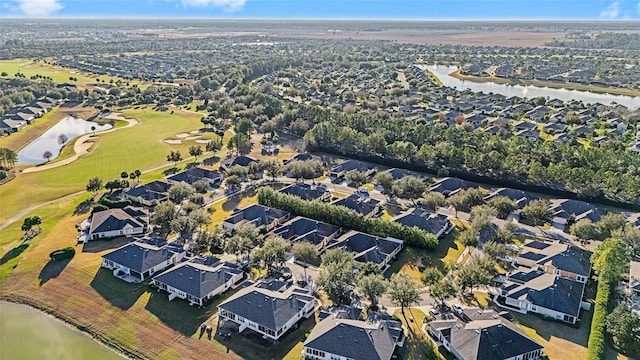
[217,278,316,340]
[516,240,592,283]
[429,177,480,197]
[392,208,453,239]
[89,206,149,241]
[329,159,377,179]
[279,182,330,202]
[124,180,172,206]
[223,204,290,231]
[325,231,403,272]
[152,256,243,306]
[272,216,341,251]
[549,199,606,229]
[428,307,543,360]
[219,155,258,173]
[101,238,186,282]
[166,166,222,187]
[498,269,587,324]
[484,188,538,210]
[303,309,404,360]
[332,193,381,217]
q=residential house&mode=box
[392,207,454,239]
[329,159,377,179]
[223,204,290,231]
[332,193,381,217]
[550,199,606,228]
[303,308,404,360]
[219,155,258,173]
[272,216,341,251]
[101,237,186,282]
[283,153,323,165]
[484,188,538,209]
[572,125,595,137]
[166,166,222,187]
[430,177,480,197]
[0,118,27,133]
[515,240,592,283]
[326,231,403,272]
[217,278,316,340]
[152,256,243,306]
[384,167,424,181]
[513,120,537,132]
[515,128,540,141]
[498,269,588,324]
[124,180,172,206]
[553,133,575,145]
[88,206,149,240]
[279,182,330,202]
[428,307,543,360]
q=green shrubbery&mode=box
[257,187,438,249]
[99,197,132,209]
[49,247,75,261]
[588,280,610,360]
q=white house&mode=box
[88,206,148,240]
[101,238,185,282]
[218,278,316,340]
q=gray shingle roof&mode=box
[153,258,241,299]
[332,194,380,216]
[279,183,328,201]
[102,240,184,274]
[224,204,290,227]
[392,208,450,237]
[272,217,340,246]
[89,207,147,235]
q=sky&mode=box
[2,0,640,19]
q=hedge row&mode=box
[587,279,611,360]
[257,187,438,249]
[49,247,76,261]
[99,197,132,209]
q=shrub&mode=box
[90,204,109,216]
[587,280,610,360]
[49,247,76,261]
[99,197,132,209]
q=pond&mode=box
[17,116,112,165]
[420,64,640,109]
[0,302,125,360]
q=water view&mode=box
[0,302,124,360]
[17,116,112,165]
[421,65,640,109]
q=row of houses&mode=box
[1,97,58,133]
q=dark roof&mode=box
[304,317,398,360]
[318,305,362,321]
[279,183,328,201]
[125,180,171,199]
[220,155,257,171]
[218,279,314,331]
[89,207,147,234]
[551,199,606,222]
[504,271,585,317]
[330,159,377,174]
[102,240,184,274]
[430,177,479,196]
[484,188,538,209]
[153,258,241,299]
[333,194,380,216]
[429,308,542,360]
[166,167,222,185]
[272,217,340,246]
[327,232,402,265]
[385,168,422,181]
[393,208,451,236]
[285,153,322,164]
[519,240,592,277]
[224,204,290,227]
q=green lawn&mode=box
[0,106,205,226]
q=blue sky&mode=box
[2,0,640,19]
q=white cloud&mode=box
[180,0,246,11]
[600,1,621,18]
[13,0,63,16]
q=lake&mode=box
[0,302,124,360]
[17,116,112,165]
[420,64,640,109]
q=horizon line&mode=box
[2,16,640,21]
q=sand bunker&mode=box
[195,139,209,144]
[164,139,182,144]
[176,133,190,138]
[185,136,201,140]
[190,130,201,134]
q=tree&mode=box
[388,273,420,317]
[224,175,242,190]
[596,213,625,240]
[224,234,252,262]
[570,219,601,242]
[292,241,320,266]
[421,267,444,286]
[420,192,446,211]
[470,205,497,233]
[430,278,458,306]
[227,133,249,155]
[189,145,203,161]
[235,118,255,135]
[167,150,182,167]
[170,216,197,242]
[21,217,33,236]
[317,249,355,303]
[43,150,53,162]
[192,231,215,255]
[487,196,517,219]
[375,171,394,194]
[591,238,629,283]
[205,138,223,156]
[494,222,517,243]
[252,237,291,276]
[86,177,103,193]
[605,304,640,353]
[357,274,388,308]
[615,224,640,259]
[189,209,211,230]
[456,256,496,294]
[482,241,506,260]
[236,223,260,246]
[345,170,368,188]
[358,262,381,279]
[459,228,479,247]
[91,125,96,136]
[521,199,551,226]
[168,183,195,204]
[261,159,282,180]
[392,176,426,201]
[192,179,210,194]
[57,134,68,145]
[150,201,177,237]
[448,188,485,214]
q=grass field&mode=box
[0,106,209,226]
[394,308,444,360]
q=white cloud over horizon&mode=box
[601,1,621,18]
[180,0,246,11]
[13,0,64,17]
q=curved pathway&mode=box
[21,115,138,173]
